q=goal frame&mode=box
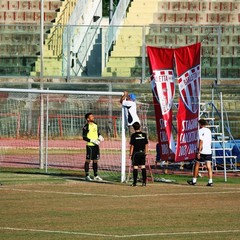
[0,88,127,182]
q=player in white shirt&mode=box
[120,91,140,128]
[187,119,213,186]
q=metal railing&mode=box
[104,0,131,64]
[0,24,240,80]
[73,0,102,76]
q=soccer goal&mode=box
[0,88,129,182]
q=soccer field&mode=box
[0,171,240,240]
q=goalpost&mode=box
[0,88,128,182]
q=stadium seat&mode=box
[9,1,19,10]
[19,1,30,10]
[30,1,39,11]
[0,1,9,10]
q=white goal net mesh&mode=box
[0,89,149,182]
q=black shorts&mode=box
[86,145,100,160]
[132,152,146,166]
[197,153,212,163]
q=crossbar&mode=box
[0,88,123,96]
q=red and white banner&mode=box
[174,43,201,162]
[147,47,175,161]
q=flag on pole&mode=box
[147,47,175,161]
[174,43,201,162]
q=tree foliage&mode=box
[102,0,120,17]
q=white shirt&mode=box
[199,127,212,154]
[122,99,140,126]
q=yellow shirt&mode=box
[87,123,98,146]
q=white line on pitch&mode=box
[0,187,117,197]
[0,227,115,237]
[0,227,240,238]
[120,190,240,198]
[1,187,240,198]
[117,229,240,238]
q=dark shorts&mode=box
[132,152,146,166]
[197,153,212,163]
[86,145,100,160]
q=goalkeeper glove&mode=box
[98,135,104,142]
[90,139,100,145]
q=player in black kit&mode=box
[129,122,149,186]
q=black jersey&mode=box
[130,131,148,152]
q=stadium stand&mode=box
[30,0,102,77]
[30,0,79,77]
[1,0,239,79]
[0,0,62,76]
[103,0,240,78]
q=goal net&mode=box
[0,88,131,182]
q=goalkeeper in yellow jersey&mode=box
[82,112,104,181]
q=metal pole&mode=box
[121,106,126,183]
[67,25,71,81]
[45,90,49,173]
[39,94,44,169]
[211,87,216,170]
[211,87,215,124]
[217,26,221,82]
[40,0,44,169]
[27,82,32,135]
[108,83,113,138]
[40,0,44,76]
[141,26,146,84]
[220,92,227,182]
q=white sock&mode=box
[208,179,213,184]
[193,178,197,183]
